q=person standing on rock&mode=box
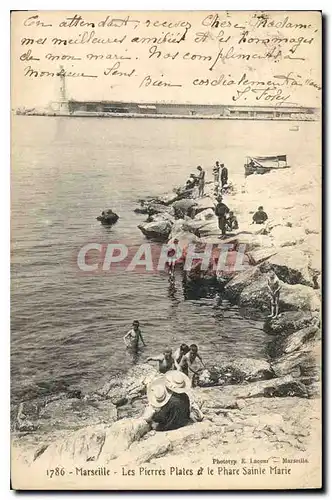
[215,195,230,237]
[197,166,205,197]
[146,347,176,374]
[267,271,281,318]
[213,161,220,194]
[220,164,228,188]
[123,320,146,351]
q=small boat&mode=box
[244,155,290,177]
[97,209,119,225]
[289,125,299,131]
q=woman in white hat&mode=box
[143,372,191,432]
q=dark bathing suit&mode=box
[152,392,190,431]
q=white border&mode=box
[2,1,329,498]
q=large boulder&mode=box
[269,325,320,358]
[239,280,321,313]
[96,209,119,225]
[148,212,175,223]
[161,189,194,205]
[223,266,263,301]
[197,358,273,387]
[183,217,220,238]
[138,220,172,242]
[193,196,215,216]
[172,199,197,218]
[260,248,314,287]
[239,274,271,311]
[220,358,274,383]
[271,340,320,381]
[194,208,216,221]
[279,283,320,312]
[263,311,320,335]
[281,326,320,355]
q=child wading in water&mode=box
[267,271,281,318]
[123,320,146,350]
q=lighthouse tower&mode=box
[58,66,69,114]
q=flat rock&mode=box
[112,422,216,467]
[220,375,308,399]
[263,311,320,335]
[39,398,117,431]
[35,425,107,465]
[270,225,306,247]
[247,248,278,265]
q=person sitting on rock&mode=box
[179,344,205,385]
[215,195,230,237]
[226,211,239,232]
[173,343,190,369]
[123,320,146,350]
[143,372,191,432]
[186,174,198,190]
[252,206,268,224]
[146,347,175,374]
[267,270,281,318]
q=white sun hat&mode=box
[147,376,171,408]
[164,370,191,394]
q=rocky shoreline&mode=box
[12,169,321,478]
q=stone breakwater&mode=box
[12,168,321,476]
[134,170,321,397]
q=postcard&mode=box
[11,10,322,490]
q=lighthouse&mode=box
[57,66,69,114]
